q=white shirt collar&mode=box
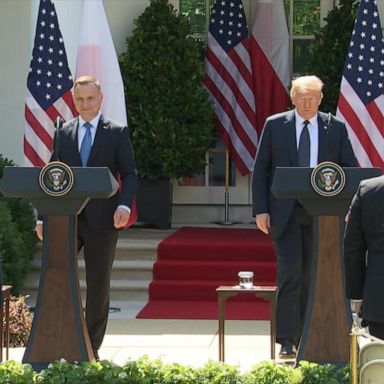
[79,113,101,129]
[294,111,317,127]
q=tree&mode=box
[304,0,359,113]
[119,0,214,181]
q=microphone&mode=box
[54,117,64,162]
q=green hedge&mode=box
[0,154,38,294]
[0,357,350,383]
[119,0,214,181]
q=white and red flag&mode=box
[76,0,127,124]
[76,0,137,226]
[250,0,290,135]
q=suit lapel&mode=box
[87,115,108,165]
[70,119,82,165]
[285,111,298,165]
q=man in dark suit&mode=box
[36,75,137,359]
[252,75,356,358]
[344,176,384,340]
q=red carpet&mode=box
[137,226,276,320]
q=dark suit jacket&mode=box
[50,115,137,232]
[344,175,384,323]
[252,110,357,239]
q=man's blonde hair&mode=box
[290,75,324,99]
[73,76,101,90]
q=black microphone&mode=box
[54,117,64,161]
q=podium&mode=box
[0,166,118,371]
[271,166,381,364]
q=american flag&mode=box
[24,0,77,167]
[336,0,384,170]
[204,0,257,176]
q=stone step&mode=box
[23,278,151,304]
[21,228,172,308]
[26,259,155,281]
[113,240,159,261]
[32,242,159,262]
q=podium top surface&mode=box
[271,167,381,216]
[0,166,118,199]
[272,167,381,200]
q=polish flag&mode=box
[76,0,137,227]
[251,0,290,135]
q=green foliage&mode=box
[120,0,214,180]
[0,201,26,294]
[35,359,86,384]
[0,154,38,295]
[82,360,131,384]
[196,360,242,383]
[299,361,343,384]
[8,295,32,347]
[0,357,351,384]
[122,356,164,383]
[0,360,35,384]
[243,361,301,384]
[285,0,320,36]
[303,0,358,113]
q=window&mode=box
[285,0,321,77]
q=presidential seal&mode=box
[310,161,346,197]
[39,161,74,197]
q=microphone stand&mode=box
[214,148,241,225]
[54,117,63,162]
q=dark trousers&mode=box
[78,218,118,353]
[368,321,384,340]
[273,206,312,345]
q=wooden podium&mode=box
[0,166,118,371]
[271,166,381,365]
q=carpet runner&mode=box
[137,226,276,320]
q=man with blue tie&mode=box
[36,76,137,359]
[252,75,357,359]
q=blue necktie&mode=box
[80,122,92,167]
[298,120,310,167]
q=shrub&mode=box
[122,356,164,383]
[0,360,35,384]
[8,295,32,348]
[243,361,301,384]
[120,0,214,181]
[0,154,38,295]
[0,200,28,294]
[299,361,344,384]
[35,359,85,384]
[0,357,351,383]
[197,360,242,384]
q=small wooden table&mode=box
[216,285,277,362]
[0,285,12,362]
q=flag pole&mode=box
[214,148,240,225]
